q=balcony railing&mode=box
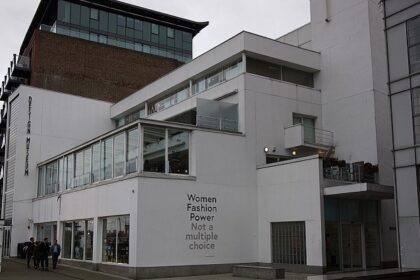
[11,54,30,74]
[196,115,239,132]
[323,161,378,184]
[285,124,334,149]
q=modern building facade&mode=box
[1,0,402,279]
[383,0,420,269]
[0,0,206,257]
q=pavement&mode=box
[2,258,420,280]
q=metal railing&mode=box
[196,115,238,132]
[324,163,378,184]
[302,125,334,147]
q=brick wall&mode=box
[24,30,182,103]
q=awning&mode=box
[323,182,394,200]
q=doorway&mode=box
[341,224,363,271]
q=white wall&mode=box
[9,86,113,256]
[257,156,324,267]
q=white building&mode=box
[3,0,401,278]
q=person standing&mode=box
[26,237,35,268]
[33,241,40,269]
[50,239,61,269]
[39,238,50,271]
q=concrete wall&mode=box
[8,86,113,256]
[310,0,397,264]
[277,23,313,50]
[257,156,324,270]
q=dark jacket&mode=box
[33,244,40,258]
[38,242,50,258]
[26,242,35,256]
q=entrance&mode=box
[342,224,363,270]
[324,198,381,272]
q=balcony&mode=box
[0,81,12,101]
[5,67,28,91]
[10,54,30,78]
[284,123,334,154]
[323,159,379,184]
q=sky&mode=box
[0,0,310,78]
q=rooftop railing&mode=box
[323,160,379,184]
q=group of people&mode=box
[25,237,61,271]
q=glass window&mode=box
[143,44,150,53]
[99,35,107,44]
[408,17,420,73]
[56,25,70,36]
[86,220,94,260]
[90,8,98,20]
[73,221,85,260]
[80,6,89,27]
[175,30,182,49]
[135,19,142,30]
[108,13,117,34]
[101,138,113,180]
[127,129,139,174]
[168,129,189,174]
[134,43,142,52]
[59,158,65,192]
[409,45,420,74]
[167,27,174,38]
[108,36,117,46]
[74,151,84,187]
[114,133,125,177]
[117,15,125,36]
[207,70,224,89]
[143,126,166,173]
[135,30,142,40]
[70,3,81,25]
[282,66,314,88]
[126,40,134,50]
[126,17,134,28]
[152,23,159,35]
[66,155,74,189]
[58,0,71,23]
[143,22,151,42]
[159,26,167,45]
[38,166,45,197]
[193,78,206,95]
[225,60,243,80]
[80,30,89,40]
[92,143,101,182]
[63,222,72,259]
[117,38,126,48]
[102,216,129,264]
[83,148,91,185]
[70,28,80,39]
[90,33,98,42]
[126,28,134,38]
[99,10,108,32]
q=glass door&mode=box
[342,224,363,271]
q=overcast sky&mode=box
[0,0,310,77]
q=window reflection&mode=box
[143,126,166,173]
[168,129,189,174]
[102,216,129,264]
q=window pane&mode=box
[90,8,98,20]
[86,220,94,260]
[99,10,108,32]
[58,0,70,23]
[168,27,174,38]
[143,126,165,173]
[159,26,167,45]
[127,129,139,174]
[59,158,65,191]
[92,143,101,182]
[108,13,117,33]
[70,3,81,25]
[80,6,89,27]
[193,78,206,95]
[75,151,84,187]
[282,66,314,88]
[66,155,74,189]
[135,19,142,30]
[143,22,151,42]
[114,133,125,177]
[89,33,98,42]
[409,45,420,73]
[152,23,159,35]
[126,17,134,28]
[63,222,72,258]
[126,28,134,39]
[80,30,89,40]
[168,129,189,174]
[83,148,91,185]
[38,166,45,197]
[175,30,182,49]
[102,217,117,262]
[408,17,420,46]
[101,138,113,180]
[117,216,130,264]
[73,221,85,260]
